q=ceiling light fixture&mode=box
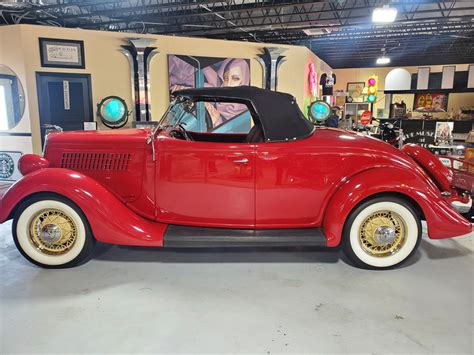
[372,5,398,23]
[376,56,391,65]
[376,47,391,65]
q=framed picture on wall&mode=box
[346,82,365,103]
[39,38,85,69]
[413,93,448,112]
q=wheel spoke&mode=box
[359,210,407,257]
[28,209,77,256]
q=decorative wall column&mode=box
[121,38,158,122]
[256,47,287,91]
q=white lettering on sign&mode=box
[63,80,70,110]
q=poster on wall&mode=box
[413,93,448,112]
[434,121,454,145]
[168,55,251,133]
[346,82,365,103]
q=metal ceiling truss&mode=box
[0,0,472,68]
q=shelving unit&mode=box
[344,103,370,124]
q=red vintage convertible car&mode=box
[0,87,471,269]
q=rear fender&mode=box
[323,167,472,247]
[0,168,166,246]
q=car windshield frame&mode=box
[172,86,315,142]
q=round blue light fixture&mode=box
[309,100,331,123]
[97,96,129,128]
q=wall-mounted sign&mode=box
[0,151,23,181]
[39,38,85,69]
[360,110,372,125]
[63,80,70,110]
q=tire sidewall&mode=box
[13,194,94,268]
[343,197,421,269]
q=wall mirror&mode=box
[0,65,26,130]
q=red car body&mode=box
[0,125,471,248]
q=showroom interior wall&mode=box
[0,25,33,155]
[0,24,330,154]
[334,64,473,114]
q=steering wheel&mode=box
[169,124,193,141]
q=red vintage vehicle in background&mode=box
[0,87,471,269]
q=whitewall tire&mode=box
[343,197,422,269]
[13,194,95,268]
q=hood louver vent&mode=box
[60,152,131,171]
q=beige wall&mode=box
[0,24,329,154]
[0,26,33,154]
[301,50,332,115]
[334,64,474,115]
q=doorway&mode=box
[36,72,93,145]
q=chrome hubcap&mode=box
[374,226,396,245]
[39,224,62,246]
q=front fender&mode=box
[323,167,472,247]
[0,168,166,246]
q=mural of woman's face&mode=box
[223,66,243,87]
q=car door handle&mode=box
[233,158,249,164]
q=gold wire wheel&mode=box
[358,210,407,257]
[28,209,78,255]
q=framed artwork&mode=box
[168,55,251,133]
[435,122,454,145]
[39,38,85,69]
[346,82,365,103]
[413,93,448,112]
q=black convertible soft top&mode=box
[173,86,314,142]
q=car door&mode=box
[155,137,256,228]
[254,139,337,228]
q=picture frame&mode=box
[346,82,365,103]
[39,38,85,69]
[416,67,430,90]
[413,92,449,112]
[441,65,455,89]
[468,64,474,89]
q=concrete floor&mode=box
[0,219,472,354]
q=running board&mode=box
[164,225,326,247]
